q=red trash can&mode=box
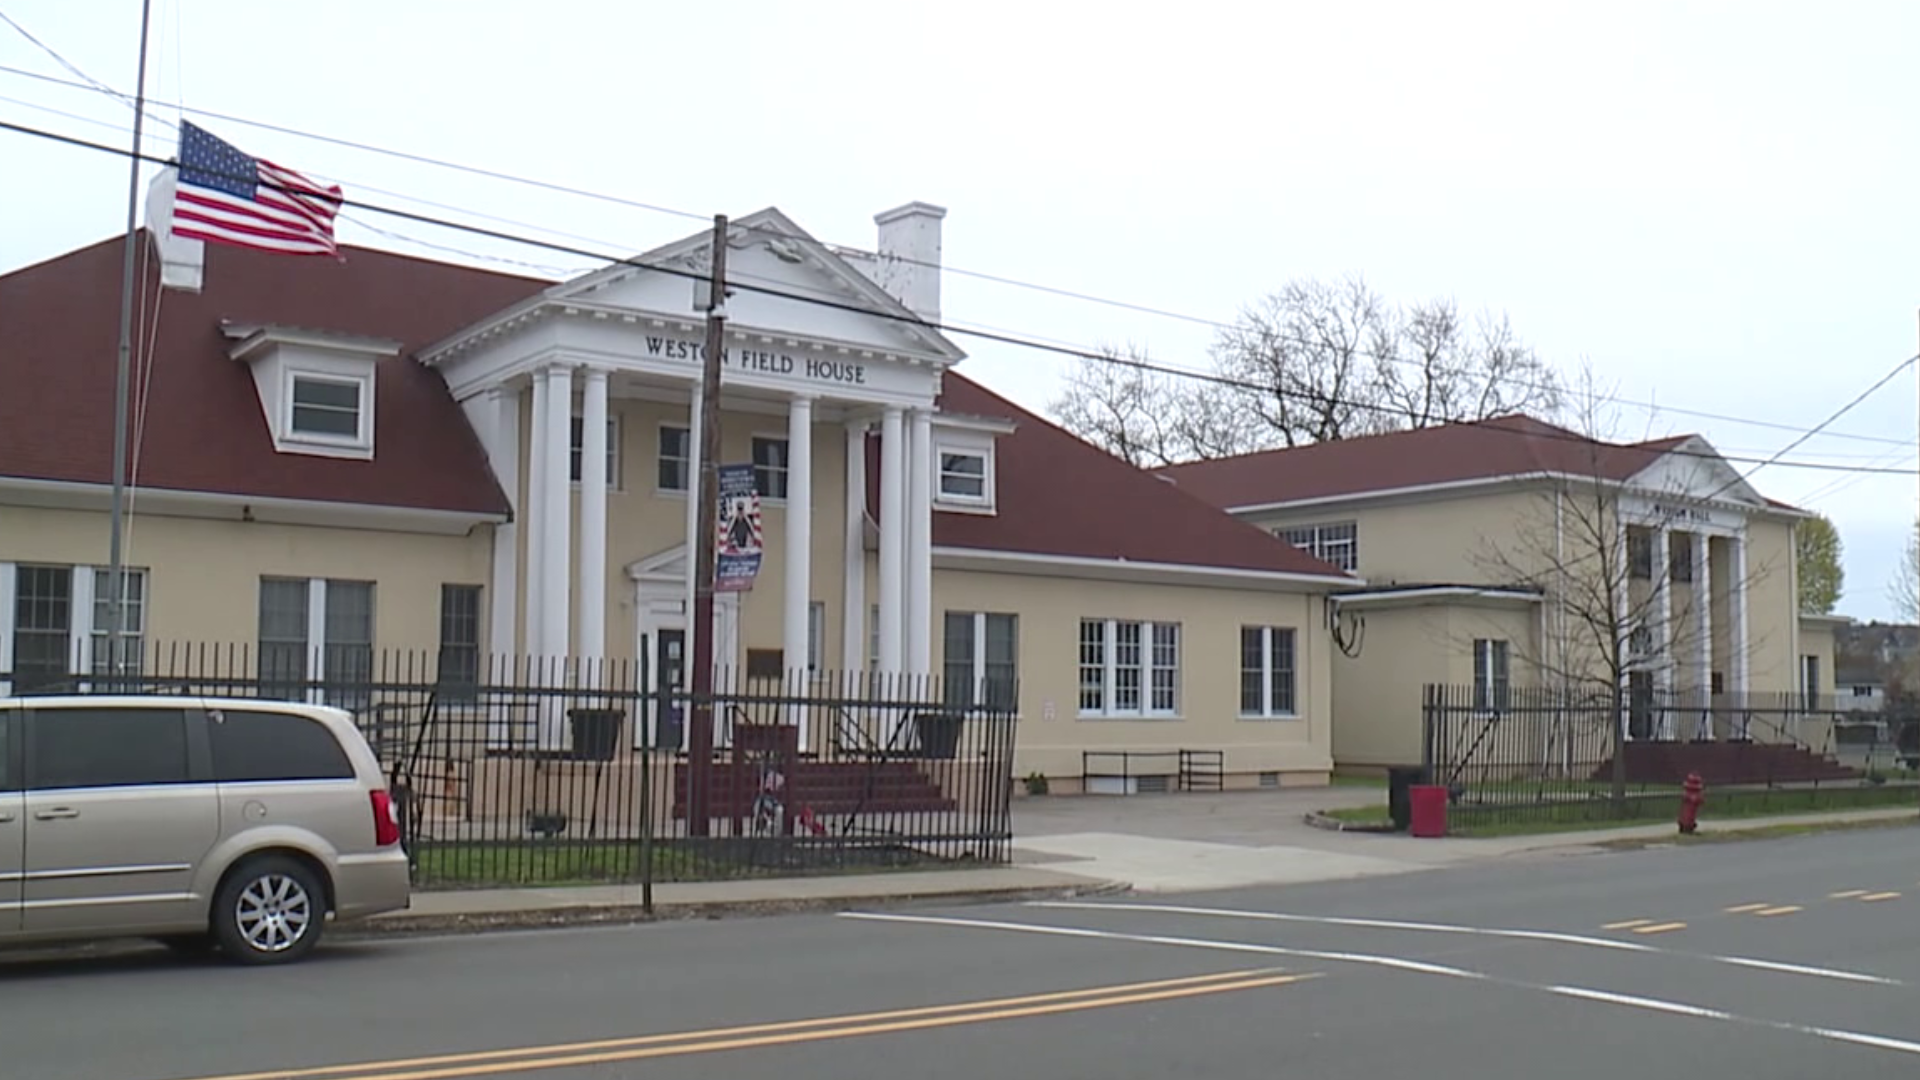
[1408,784,1448,838]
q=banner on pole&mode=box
[715,463,763,592]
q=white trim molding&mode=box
[931,546,1360,592]
[1329,585,1544,611]
[0,476,504,536]
[1209,468,1809,523]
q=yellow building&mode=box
[1159,417,1841,776]
[0,206,1353,794]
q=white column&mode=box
[683,386,703,687]
[1615,521,1632,743]
[842,420,868,683]
[1694,531,1712,739]
[526,371,549,659]
[1650,524,1671,738]
[578,366,609,666]
[542,363,574,668]
[877,407,906,680]
[488,386,521,668]
[907,407,934,678]
[784,395,815,735]
[1730,532,1751,737]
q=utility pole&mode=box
[687,214,728,836]
[106,0,156,689]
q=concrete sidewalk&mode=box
[349,865,1123,936]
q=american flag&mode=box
[172,121,343,257]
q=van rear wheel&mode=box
[212,856,326,965]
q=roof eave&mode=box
[0,476,505,537]
[932,545,1359,591]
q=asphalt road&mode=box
[4,825,1919,1080]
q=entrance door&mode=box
[0,712,21,933]
[654,629,686,752]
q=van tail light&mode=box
[370,790,402,847]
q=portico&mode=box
[1617,493,1757,742]
[418,205,967,750]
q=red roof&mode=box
[1,232,1350,581]
[1155,415,1691,510]
[869,377,1353,579]
[0,233,543,515]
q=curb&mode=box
[334,878,1133,940]
[1303,810,1398,834]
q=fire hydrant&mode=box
[1678,772,1705,835]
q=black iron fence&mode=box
[2,643,1018,897]
[1422,683,1920,829]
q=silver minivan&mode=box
[0,695,410,964]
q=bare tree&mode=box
[1465,372,1780,806]
[1049,274,1567,462]
[1047,343,1261,467]
[1889,521,1920,622]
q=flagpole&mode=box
[107,0,156,686]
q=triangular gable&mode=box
[548,208,966,364]
[625,544,686,581]
[1624,435,1766,507]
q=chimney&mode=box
[873,201,946,324]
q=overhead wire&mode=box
[1,56,1916,452]
[2,111,1917,484]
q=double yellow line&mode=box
[165,968,1315,1080]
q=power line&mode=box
[2,112,1915,483]
[2,59,1915,454]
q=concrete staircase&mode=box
[670,760,957,820]
[1591,740,1863,786]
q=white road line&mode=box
[1025,900,1903,987]
[842,910,1920,1059]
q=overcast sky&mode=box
[4,0,1917,622]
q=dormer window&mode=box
[224,323,397,461]
[289,375,366,440]
[938,449,989,501]
[929,410,1012,515]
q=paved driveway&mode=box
[1007,784,1608,892]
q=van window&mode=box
[0,716,17,792]
[29,707,192,790]
[208,708,357,783]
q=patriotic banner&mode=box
[715,464,763,592]
[169,121,343,258]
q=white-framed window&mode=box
[1669,531,1693,583]
[0,563,150,693]
[258,577,375,711]
[1473,638,1511,712]
[1628,528,1654,580]
[1801,654,1821,711]
[752,435,789,499]
[658,424,691,492]
[285,371,370,450]
[569,413,622,488]
[937,447,990,502]
[1078,618,1180,718]
[943,611,1018,710]
[1277,522,1357,572]
[1239,626,1296,718]
[89,568,146,678]
[438,583,483,702]
[1628,624,1653,663]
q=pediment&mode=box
[626,544,687,581]
[549,208,965,364]
[1625,436,1765,507]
